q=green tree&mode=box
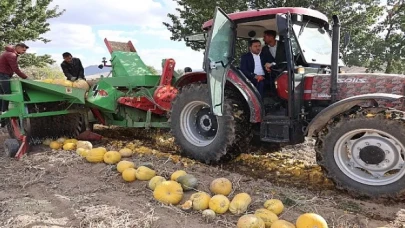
[18,53,55,68]
[163,0,394,71]
[23,65,65,80]
[0,0,64,67]
[366,0,405,74]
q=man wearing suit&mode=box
[261,30,287,96]
[240,39,268,99]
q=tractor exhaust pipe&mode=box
[330,15,340,103]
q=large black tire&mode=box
[316,109,405,199]
[170,83,251,164]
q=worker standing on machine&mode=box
[61,52,86,81]
[0,43,30,126]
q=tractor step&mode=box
[260,115,290,143]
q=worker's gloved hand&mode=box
[70,77,77,81]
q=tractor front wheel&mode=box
[170,84,247,164]
[316,110,405,198]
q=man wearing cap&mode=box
[60,52,85,81]
[0,43,30,123]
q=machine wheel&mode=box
[4,138,20,157]
[170,83,251,164]
[316,110,405,198]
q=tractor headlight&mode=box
[295,66,305,74]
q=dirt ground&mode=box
[1,126,405,228]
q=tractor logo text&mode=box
[337,78,367,83]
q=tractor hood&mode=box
[307,72,405,101]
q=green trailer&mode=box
[0,38,185,158]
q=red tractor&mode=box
[169,7,405,199]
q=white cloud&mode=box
[137,47,204,71]
[50,0,174,28]
[140,27,172,40]
[26,23,95,49]
[97,30,139,43]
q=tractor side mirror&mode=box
[324,23,332,31]
[343,32,351,49]
[98,64,104,69]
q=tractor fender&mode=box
[305,93,404,137]
[173,71,207,88]
[174,68,264,122]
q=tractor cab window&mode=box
[292,21,332,66]
[207,15,234,67]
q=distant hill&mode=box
[84,65,110,76]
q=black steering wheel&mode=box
[269,61,288,80]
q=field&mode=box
[1,126,405,228]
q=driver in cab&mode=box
[261,30,287,96]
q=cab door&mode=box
[204,7,236,116]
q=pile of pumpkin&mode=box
[43,138,329,228]
[38,78,90,91]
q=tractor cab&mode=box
[195,7,345,112]
[180,7,347,144]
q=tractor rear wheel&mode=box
[170,83,251,164]
[316,110,405,198]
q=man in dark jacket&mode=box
[261,30,287,96]
[240,39,268,99]
[61,52,85,81]
[0,43,30,118]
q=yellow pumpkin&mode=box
[202,209,216,222]
[56,137,66,144]
[76,148,89,157]
[229,193,252,215]
[135,166,156,181]
[117,160,135,173]
[180,200,193,212]
[264,199,284,216]
[49,141,61,150]
[271,220,295,228]
[122,168,137,182]
[103,151,121,164]
[86,147,107,163]
[208,194,230,214]
[255,209,279,228]
[62,80,73,87]
[210,178,232,196]
[76,140,93,150]
[72,79,90,90]
[42,138,52,146]
[42,78,53,84]
[52,79,65,85]
[190,192,211,211]
[153,180,184,205]
[64,139,78,145]
[237,214,266,228]
[296,213,328,228]
[119,148,133,157]
[148,176,166,190]
[171,170,187,181]
[63,143,76,151]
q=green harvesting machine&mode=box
[1,38,190,158]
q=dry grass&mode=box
[75,204,159,228]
